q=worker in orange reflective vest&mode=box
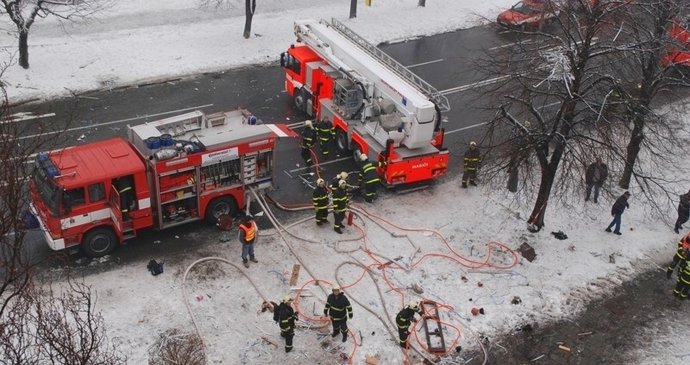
[239,215,258,268]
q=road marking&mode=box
[3,112,56,124]
[445,122,488,135]
[406,58,444,68]
[488,39,534,51]
[440,75,512,95]
[18,103,214,140]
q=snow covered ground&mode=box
[4,0,690,364]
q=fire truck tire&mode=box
[205,197,238,225]
[351,142,363,163]
[335,129,351,155]
[82,227,117,257]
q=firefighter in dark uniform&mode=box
[114,176,136,219]
[332,180,349,234]
[358,153,382,203]
[323,286,353,342]
[331,171,349,190]
[668,234,690,298]
[315,117,335,159]
[313,178,329,226]
[462,141,481,188]
[273,295,298,353]
[301,120,317,167]
[396,300,424,348]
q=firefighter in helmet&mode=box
[668,233,690,299]
[358,153,382,203]
[300,120,317,167]
[114,176,136,219]
[323,285,353,342]
[331,171,349,190]
[315,117,335,159]
[332,179,349,234]
[274,295,298,353]
[462,141,481,188]
[313,178,329,226]
[396,300,424,348]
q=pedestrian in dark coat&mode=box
[324,286,353,342]
[300,120,317,167]
[462,141,481,188]
[273,296,298,353]
[675,190,690,234]
[396,301,424,348]
[585,157,608,203]
[605,191,631,235]
[312,178,329,226]
[332,180,349,234]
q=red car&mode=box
[497,0,559,29]
[661,18,690,67]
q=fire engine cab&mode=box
[29,109,294,257]
[280,19,450,186]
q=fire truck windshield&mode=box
[32,166,61,216]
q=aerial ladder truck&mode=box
[280,18,451,186]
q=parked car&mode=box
[496,0,558,29]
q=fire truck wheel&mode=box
[351,142,363,163]
[335,129,351,155]
[82,228,117,257]
[206,197,238,225]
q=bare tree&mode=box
[0,0,112,69]
[0,66,125,363]
[243,0,256,39]
[610,0,690,190]
[478,0,630,230]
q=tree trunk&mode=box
[243,0,256,39]
[507,156,518,192]
[527,161,558,231]
[618,119,644,189]
[350,0,357,19]
[18,30,29,69]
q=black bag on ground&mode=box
[551,231,568,240]
[147,259,164,276]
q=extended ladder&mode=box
[420,300,446,353]
[327,18,451,113]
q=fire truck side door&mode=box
[108,187,123,234]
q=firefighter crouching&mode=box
[263,296,298,353]
[313,178,329,226]
[324,286,353,342]
[358,153,384,203]
[396,300,423,348]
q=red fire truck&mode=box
[29,109,294,257]
[280,19,450,186]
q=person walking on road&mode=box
[238,214,258,268]
[605,191,631,235]
[585,157,608,203]
[396,300,424,348]
[675,190,690,234]
[273,295,298,353]
[313,178,329,226]
[323,286,353,342]
[332,180,349,234]
[300,120,317,168]
[462,141,481,188]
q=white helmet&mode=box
[469,141,477,147]
[339,171,349,180]
[408,300,419,310]
[338,180,347,188]
[305,120,313,128]
[360,153,368,161]
[282,295,293,304]
[332,285,341,292]
[316,178,325,186]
